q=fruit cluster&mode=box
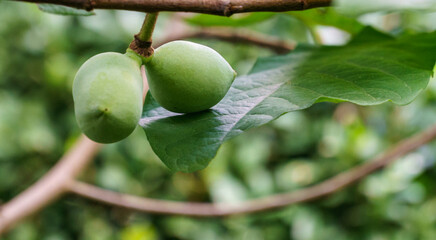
[73,41,236,143]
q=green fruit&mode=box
[73,52,143,143]
[144,40,236,113]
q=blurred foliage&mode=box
[287,8,364,35]
[1,1,436,240]
[334,0,436,16]
[184,12,276,27]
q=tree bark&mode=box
[14,0,332,16]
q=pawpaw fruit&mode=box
[73,52,143,143]
[144,41,236,113]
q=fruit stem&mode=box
[128,12,159,61]
[138,12,159,42]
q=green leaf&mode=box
[37,4,95,16]
[334,0,436,15]
[185,12,276,27]
[287,8,364,34]
[140,28,436,172]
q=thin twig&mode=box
[67,123,436,217]
[13,0,332,16]
[154,28,295,54]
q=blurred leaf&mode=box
[37,4,95,16]
[335,0,436,15]
[185,12,276,27]
[288,8,364,34]
[140,28,436,172]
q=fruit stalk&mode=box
[129,12,159,59]
[138,12,159,42]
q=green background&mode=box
[1,2,436,239]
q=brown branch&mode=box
[13,0,332,16]
[67,123,436,217]
[154,28,295,54]
[0,136,101,234]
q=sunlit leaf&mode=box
[120,223,158,240]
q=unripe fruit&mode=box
[73,52,143,143]
[144,41,236,113]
